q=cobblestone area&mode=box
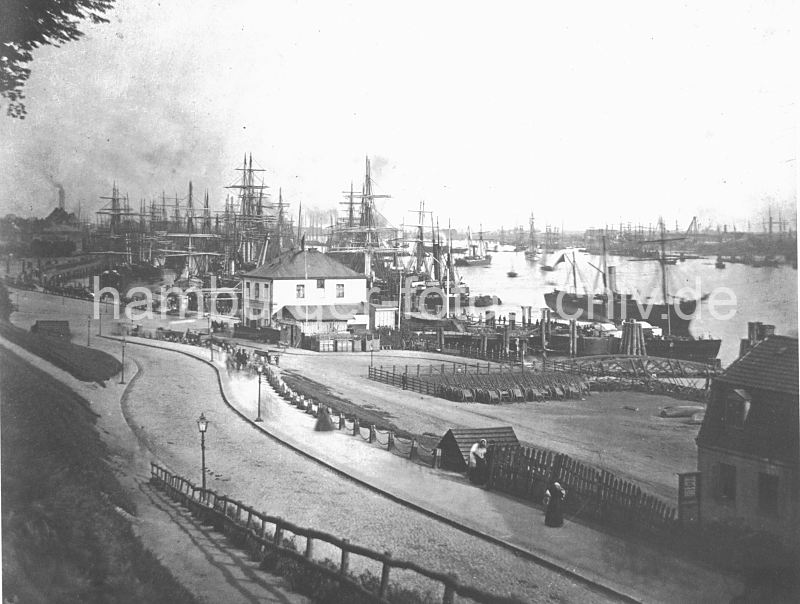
[123,343,613,603]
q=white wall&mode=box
[242,276,367,326]
[272,277,366,312]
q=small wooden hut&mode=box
[437,427,519,472]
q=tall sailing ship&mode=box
[454,226,492,267]
[524,212,540,259]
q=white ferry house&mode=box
[240,249,368,342]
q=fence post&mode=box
[369,425,376,443]
[442,574,458,604]
[339,414,345,430]
[305,537,314,560]
[410,439,417,459]
[340,539,350,575]
[388,431,394,450]
[379,551,392,598]
[273,520,284,547]
[353,417,359,436]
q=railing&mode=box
[150,463,524,604]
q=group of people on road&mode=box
[468,437,566,528]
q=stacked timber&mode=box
[620,320,647,356]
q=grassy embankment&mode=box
[0,347,196,603]
[0,321,121,382]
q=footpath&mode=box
[122,336,744,604]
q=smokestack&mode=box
[57,184,65,210]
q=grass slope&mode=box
[0,348,196,603]
[0,321,121,382]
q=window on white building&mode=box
[255,282,260,299]
[296,284,305,299]
[317,279,325,288]
[336,283,344,298]
[245,281,250,297]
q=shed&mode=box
[30,320,70,339]
[437,427,519,472]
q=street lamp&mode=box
[87,316,91,347]
[119,335,126,384]
[255,366,264,422]
[197,413,209,494]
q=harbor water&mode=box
[457,250,798,366]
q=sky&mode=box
[0,0,797,231]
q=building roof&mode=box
[281,303,366,322]
[716,336,798,396]
[244,249,365,280]
[437,427,519,470]
[698,336,798,463]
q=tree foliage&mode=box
[0,0,116,118]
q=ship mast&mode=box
[642,217,686,337]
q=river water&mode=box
[456,250,798,366]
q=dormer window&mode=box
[722,388,751,429]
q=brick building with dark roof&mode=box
[696,335,799,545]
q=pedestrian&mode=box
[469,439,488,484]
[543,481,567,527]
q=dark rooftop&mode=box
[716,335,798,396]
[244,249,366,280]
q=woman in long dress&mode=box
[544,481,566,527]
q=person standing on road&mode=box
[543,481,566,527]
[469,439,488,484]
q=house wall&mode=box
[296,319,349,335]
[371,306,398,329]
[698,446,799,546]
[241,276,366,326]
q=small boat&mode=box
[507,270,518,278]
[472,294,500,307]
[715,257,726,269]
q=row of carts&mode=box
[432,371,590,403]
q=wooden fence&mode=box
[487,445,678,532]
[150,463,524,604]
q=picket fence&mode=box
[487,445,678,531]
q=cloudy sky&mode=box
[0,0,797,231]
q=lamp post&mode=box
[87,317,91,347]
[197,413,208,494]
[255,366,264,422]
[119,335,126,384]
